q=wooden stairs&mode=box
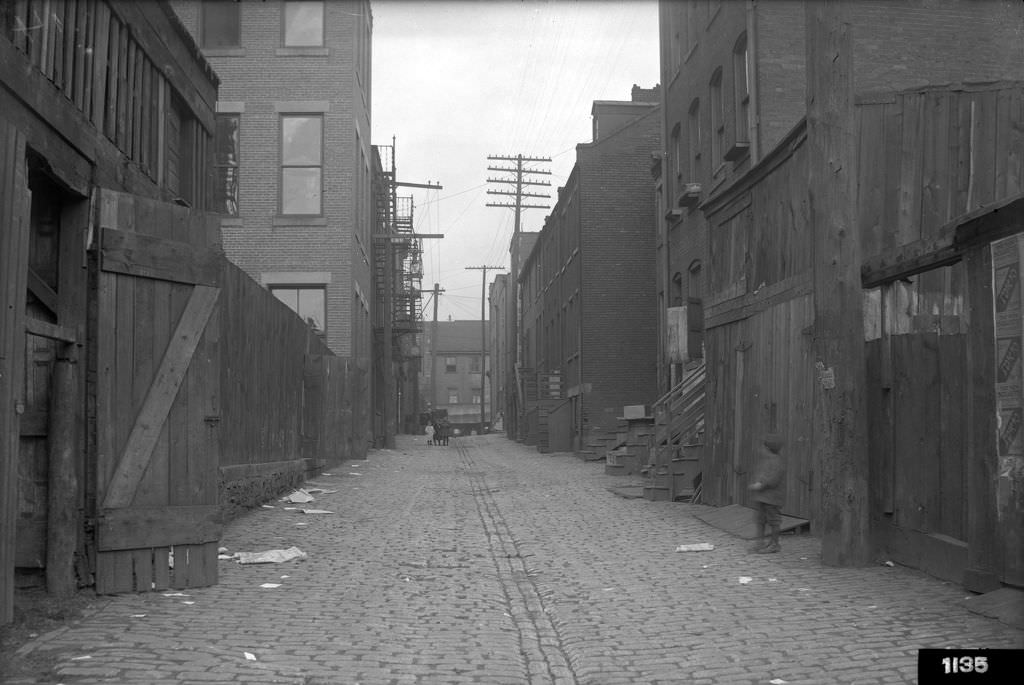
[643,363,706,502]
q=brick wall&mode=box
[170,0,373,358]
[578,106,661,432]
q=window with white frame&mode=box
[688,98,701,181]
[733,33,750,146]
[280,115,322,215]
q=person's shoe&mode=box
[756,542,780,554]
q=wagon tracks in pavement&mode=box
[454,439,579,684]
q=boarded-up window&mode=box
[445,357,457,373]
[202,0,241,49]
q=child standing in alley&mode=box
[748,433,786,554]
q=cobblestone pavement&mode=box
[4,434,1022,684]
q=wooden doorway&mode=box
[93,189,223,594]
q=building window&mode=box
[445,356,457,373]
[269,285,326,335]
[214,114,240,216]
[470,356,481,373]
[710,68,724,169]
[283,1,324,47]
[280,115,322,215]
[687,99,701,181]
[201,0,241,49]
[670,122,682,179]
[472,390,482,405]
[726,33,751,163]
[447,388,459,404]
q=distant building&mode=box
[518,87,661,452]
[488,274,509,430]
[421,320,491,434]
[170,0,374,361]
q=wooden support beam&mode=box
[24,317,78,344]
[806,1,870,566]
[46,354,79,598]
[861,192,1024,288]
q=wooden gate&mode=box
[94,189,222,594]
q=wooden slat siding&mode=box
[938,329,966,540]
[0,118,30,625]
[102,12,117,139]
[898,92,925,245]
[140,56,150,176]
[857,104,882,259]
[167,281,190,506]
[130,549,151,593]
[114,15,127,151]
[61,0,76,98]
[100,228,220,286]
[973,90,998,212]
[152,547,170,591]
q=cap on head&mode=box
[763,433,784,453]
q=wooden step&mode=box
[643,485,671,501]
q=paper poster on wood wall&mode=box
[992,236,1024,460]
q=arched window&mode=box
[687,98,701,181]
[709,68,724,169]
[732,33,750,145]
[671,272,684,308]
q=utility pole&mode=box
[806,1,869,566]
[420,283,445,420]
[487,154,551,441]
[465,265,504,433]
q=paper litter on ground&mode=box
[233,546,307,564]
[738,576,753,584]
[675,543,715,552]
[300,508,334,514]
[259,583,282,589]
[244,652,257,661]
[280,489,314,504]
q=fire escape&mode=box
[372,141,432,445]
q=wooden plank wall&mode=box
[218,261,363,470]
[0,116,31,624]
[704,295,815,521]
[1,0,215,201]
[859,84,1024,581]
[857,84,1024,254]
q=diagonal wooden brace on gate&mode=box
[101,285,220,509]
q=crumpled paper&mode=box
[233,546,307,564]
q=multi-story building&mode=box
[488,273,509,431]
[656,0,1024,389]
[421,320,490,434]
[655,0,1024,584]
[519,87,661,452]
[171,0,374,361]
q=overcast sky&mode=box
[372,0,660,323]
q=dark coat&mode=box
[751,445,786,507]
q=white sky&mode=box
[372,0,660,322]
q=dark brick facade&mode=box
[520,94,661,446]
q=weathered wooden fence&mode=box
[217,260,367,516]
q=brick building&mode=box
[653,0,1024,582]
[171,0,374,360]
[656,0,1024,391]
[518,88,661,452]
[488,273,509,431]
[421,320,491,434]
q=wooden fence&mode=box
[217,260,367,515]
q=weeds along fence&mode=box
[217,259,367,516]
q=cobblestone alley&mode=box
[3,434,1022,684]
